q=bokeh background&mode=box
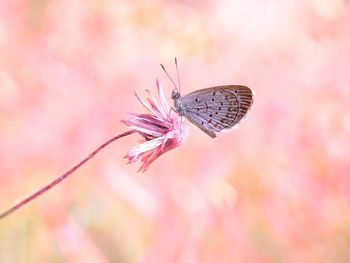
[1,0,350,262]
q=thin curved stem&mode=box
[0,130,136,220]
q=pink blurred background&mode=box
[1,0,350,262]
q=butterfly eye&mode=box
[171,89,180,99]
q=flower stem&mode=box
[0,130,136,220]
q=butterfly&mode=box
[161,59,254,138]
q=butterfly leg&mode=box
[169,107,178,116]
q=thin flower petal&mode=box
[126,137,163,160]
[133,91,158,116]
[156,80,171,117]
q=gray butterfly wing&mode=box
[179,85,253,138]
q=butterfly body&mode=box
[172,85,253,138]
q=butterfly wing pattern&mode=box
[175,85,253,138]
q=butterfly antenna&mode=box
[160,63,178,91]
[175,57,181,93]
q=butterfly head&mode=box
[171,89,180,100]
[171,89,185,116]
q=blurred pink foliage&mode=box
[1,0,350,262]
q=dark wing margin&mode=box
[228,85,253,126]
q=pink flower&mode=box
[122,80,188,172]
